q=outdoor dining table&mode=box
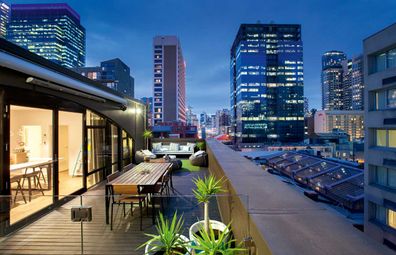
[105,162,172,225]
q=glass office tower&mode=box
[7,3,85,68]
[0,0,9,38]
[230,24,304,145]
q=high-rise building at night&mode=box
[73,58,135,98]
[152,36,186,125]
[351,55,364,110]
[321,51,364,111]
[215,109,231,135]
[0,1,9,38]
[363,23,396,249]
[321,51,347,110]
[7,3,85,68]
[342,59,353,110]
[230,24,304,145]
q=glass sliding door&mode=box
[86,110,106,188]
[9,105,53,224]
[122,130,133,167]
[111,124,119,173]
[58,111,83,196]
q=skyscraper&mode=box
[351,55,364,110]
[230,24,304,145]
[152,36,186,125]
[321,51,347,110]
[7,3,85,68]
[73,58,135,98]
[342,59,353,110]
[0,1,9,38]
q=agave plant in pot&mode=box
[189,175,229,246]
[139,212,190,255]
[191,223,246,255]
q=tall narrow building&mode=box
[152,36,186,125]
[0,0,9,38]
[351,55,364,110]
[321,51,347,110]
[230,24,304,145]
[7,3,85,68]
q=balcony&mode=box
[0,141,393,254]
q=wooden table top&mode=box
[108,162,172,186]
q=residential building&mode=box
[230,24,304,145]
[321,51,347,110]
[0,38,146,234]
[314,110,364,141]
[364,23,396,249]
[73,58,135,98]
[0,0,9,38]
[141,97,153,126]
[152,36,186,125]
[351,55,365,110]
[7,3,85,68]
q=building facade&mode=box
[0,0,9,38]
[351,55,365,110]
[0,38,146,234]
[73,58,135,98]
[314,110,364,141]
[152,36,186,125]
[364,23,396,250]
[7,3,85,68]
[230,24,304,145]
[215,109,231,135]
[321,51,347,110]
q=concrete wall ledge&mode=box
[206,139,393,255]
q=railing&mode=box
[0,193,250,255]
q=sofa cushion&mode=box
[180,145,190,152]
[169,143,180,151]
[152,142,162,151]
[142,150,156,158]
[187,142,196,151]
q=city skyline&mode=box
[5,0,396,114]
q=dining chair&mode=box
[110,184,147,231]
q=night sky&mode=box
[9,0,396,114]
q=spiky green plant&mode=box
[192,175,224,233]
[191,223,245,255]
[196,141,206,151]
[138,212,189,255]
[143,129,153,149]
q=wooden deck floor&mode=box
[0,167,212,255]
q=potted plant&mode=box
[196,140,206,151]
[139,212,190,255]
[143,129,153,150]
[189,175,228,245]
[191,224,245,255]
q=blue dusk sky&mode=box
[9,0,396,114]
